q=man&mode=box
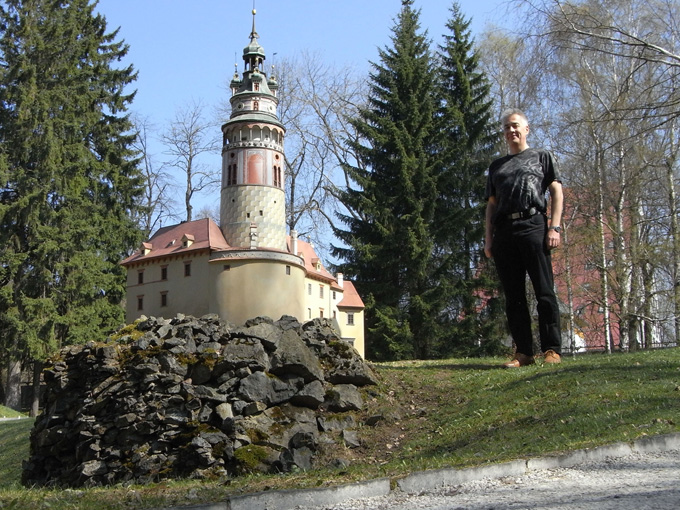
[484,109,563,368]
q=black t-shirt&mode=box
[485,148,560,223]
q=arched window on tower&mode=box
[253,100,259,111]
[228,164,238,186]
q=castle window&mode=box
[253,100,259,110]
[184,262,191,277]
[182,234,194,248]
[308,283,312,295]
[161,266,168,281]
[137,270,144,285]
[308,308,312,319]
[319,309,324,318]
[272,166,283,188]
[333,291,337,300]
[347,313,355,326]
[160,292,168,307]
[286,265,291,275]
[319,285,324,299]
[137,296,144,311]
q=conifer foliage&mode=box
[333,1,502,360]
[333,0,439,360]
[0,0,144,402]
[433,3,502,356]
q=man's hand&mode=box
[547,228,561,250]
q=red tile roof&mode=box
[121,218,230,266]
[337,280,364,309]
[289,237,336,282]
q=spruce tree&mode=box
[333,0,439,360]
[433,2,503,355]
[0,0,144,407]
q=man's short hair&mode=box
[500,108,528,126]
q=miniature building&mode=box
[121,10,365,357]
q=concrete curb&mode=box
[396,459,527,494]
[226,478,391,510]
[159,432,680,510]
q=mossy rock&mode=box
[233,444,275,473]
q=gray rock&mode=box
[270,329,325,382]
[22,316,377,488]
[325,384,363,412]
[292,380,326,408]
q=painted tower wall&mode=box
[221,132,286,250]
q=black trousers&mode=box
[492,213,562,356]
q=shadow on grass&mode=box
[376,361,502,371]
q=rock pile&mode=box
[22,314,378,488]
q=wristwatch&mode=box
[549,226,561,233]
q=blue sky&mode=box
[94,0,509,217]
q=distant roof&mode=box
[289,237,336,283]
[337,280,364,309]
[121,218,229,266]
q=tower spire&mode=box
[250,7,259,43]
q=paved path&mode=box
[293,448,680,510]
[219,435,680,510]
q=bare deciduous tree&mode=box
[131,114,179,236]
[160,100,221,222]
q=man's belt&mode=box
[507,207,539,220]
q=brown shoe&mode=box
[543,350,561,364]
[502,353,535,368]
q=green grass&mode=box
[1,349,679,509]
[0,416,33,491]
[0,405,26,419]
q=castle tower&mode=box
[220,9,286,250]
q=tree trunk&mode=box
[668,155,680,346]
[596,147,613,353]
[30,361,42,417]
[4,357,22,411]
[562,212,577,355]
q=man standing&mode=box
[484,109,563,367]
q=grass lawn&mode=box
[1,348,678,509]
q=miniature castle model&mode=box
[121,10,365,357]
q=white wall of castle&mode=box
[125,252,212,323]
[210,251,306,326]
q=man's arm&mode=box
[484,196,497,258]
[547,181,563,250]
